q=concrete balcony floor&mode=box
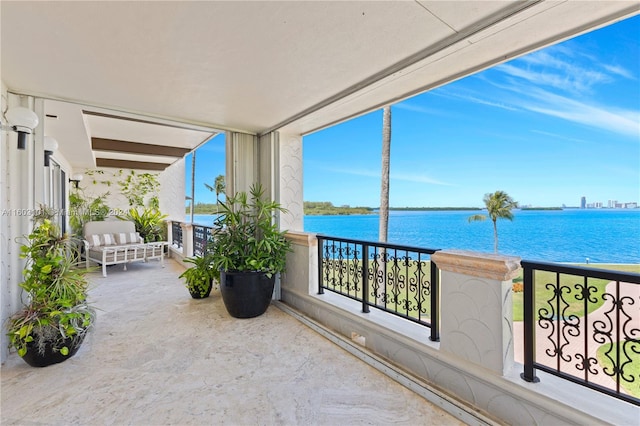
[1,259,464,425]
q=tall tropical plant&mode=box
[7,213,95,362]
[205,174,226,213]
[468,190,518,253]
[379,105,391,243]
[209,184,291,277]
[68,189,111,237]
[117,208,168,242]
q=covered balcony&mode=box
[1,259,466,425]
[2,2,639,424]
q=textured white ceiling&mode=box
[2,1,638,168]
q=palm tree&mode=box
[468,190,518,253]
[379,105,391,243]
[205,174,226,213]
[377,106,392,305]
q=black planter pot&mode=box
[219,271,275,318]
[21,334,86,368]
[188,279,213,299]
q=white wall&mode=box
[0,80,9,363]
[74,167,172,218]
[159,158,186,222]
[0,90,81,363]
[0,92,39,363]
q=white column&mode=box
[1,93,38,363]
[432,249,521,375]
[166,220,173,247]
[277,132,303,231]
[180,223,193,258]
[225,131,258,197]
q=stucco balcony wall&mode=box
[280,232,638,425]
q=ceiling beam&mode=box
[95,158,171,171]
[83,110,220,133]
[92,137,190,157]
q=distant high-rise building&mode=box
[580,196,586,209]
[608,200,617,208]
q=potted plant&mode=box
[179,254,217,299]
[209,184,291,318]
[7,215,95,367]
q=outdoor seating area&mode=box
[83,220,168,277]
[0,259,465,425]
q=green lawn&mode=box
[596,342,640,398]
[513,264,640,322]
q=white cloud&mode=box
[602,64,635,79]
[520,88,640,138]
[432,89,519,111]
[392,172,455,186]
[326,167,454,186]
[394,102,453,117]
[496,62,610,94]
[530,130,589,144]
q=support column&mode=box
[225,131,257,197]
[180,223,193,258]
[1,92,38,363]
[166,221,173,247]
[432,249,521,375]
[276,132,303,231]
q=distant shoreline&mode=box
[520,207,563,211]
[388,207,481,211]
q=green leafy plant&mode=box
[7,217,95,358]
[118,208,168,242]
[179,254,218,297]
[68,190,111,237]
[118,170,160,209]
[209,184,291,277]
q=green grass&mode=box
[596,342,640,398]
[512,264,640,322]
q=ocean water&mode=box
[190,209,640,264]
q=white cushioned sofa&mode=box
[83,220,166,277]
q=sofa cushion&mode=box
[116,231,142,244]
[102,233,115,246]
[89,234,102,247]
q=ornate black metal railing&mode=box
[171,221,183,248]
[193,224,214,257]
[521,260,640,405]
[317,235,440,342]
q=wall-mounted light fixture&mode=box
[69,173,83,189]
[1,107,40,150]
[44,136,59,167]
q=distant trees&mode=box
[468,190,518,253]
[304,202,373,215]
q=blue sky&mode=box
[190,16,639,208]
[185,133,225,206]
